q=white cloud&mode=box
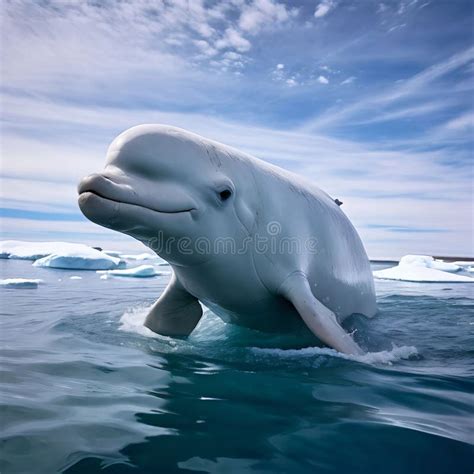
[355,101,456,125]
[1,0,298,86]
[314,0,336,18]
[443,112,474,131]
[215,28,252,52]
[388,23,407,33]
[277,63,285,69]
[194,40,218,57]
[286,78,298,87]
[340,76,356,85]
[318,75,329,84]
[239,0,297,33]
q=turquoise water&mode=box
[0,259,473,473]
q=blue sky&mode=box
[1,0,473,257]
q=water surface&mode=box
[0,260,473,473]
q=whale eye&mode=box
[219,189,232,201]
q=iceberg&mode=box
[398,255,461,273]
[0,240,125,271]
[33,247,123,270]
[374,255,474,283]
[0,240,95,260]
[97,264,161,278]
[0,278,43,289]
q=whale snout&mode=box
[78,173,110,196]
[78,170,197,228]
[77,173,124,227]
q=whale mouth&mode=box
[78,189,195,215]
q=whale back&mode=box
[163,128,376,319]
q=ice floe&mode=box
[374,255,473,283]
[398,255,461,273]
[452,261,474,269]
[119,252,158,261]
[102,250,122,258]
[0,240,94,261]
[1,240,124,271]
[97,264,162,278]
[0,278,43,288]
[33,247,123,270]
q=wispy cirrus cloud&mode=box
[299,46,474,132]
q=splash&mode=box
[118,305,156,338]
[251,344,419,365]
[119,304,418,365]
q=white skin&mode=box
[78,125,376,355]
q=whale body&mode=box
[78,124,376,354]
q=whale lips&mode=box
[77,173,195,216]
[78,174,126,205]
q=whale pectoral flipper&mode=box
[280,272,363,355]
[144,274,202,337]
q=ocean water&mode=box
[0,259,473,473]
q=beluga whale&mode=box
[78,125,376,355]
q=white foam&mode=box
[118,305,157,337]
[0,278,43,288]
[251,344,419,365]
[117,304,417,366]
[69,276,83,280]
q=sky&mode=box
[1,0,473,258]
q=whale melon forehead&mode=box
[106,124,209,171]
[110,124,203,151]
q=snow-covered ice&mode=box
[374,255,473,283]
[0,240,97,261]
[398,255,461,272]
[453,261,474,268]
[102,250,122,258]
[97,264,161,278]
[33,247,123,270]
[0,241,125,271]
[0,278,43,289]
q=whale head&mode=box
[78,124,257,265]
